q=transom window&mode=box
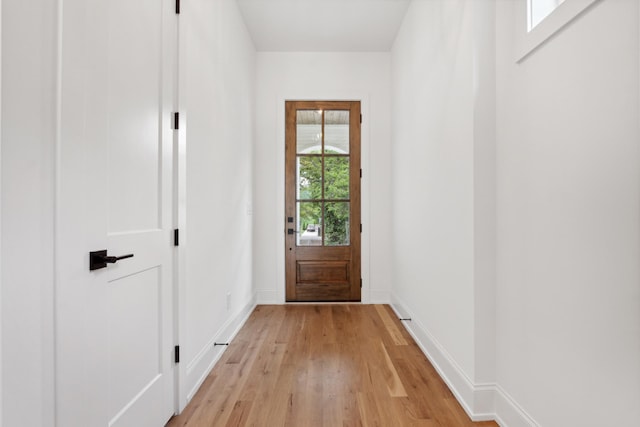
[528,0,565,31]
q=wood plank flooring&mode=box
[166,305,498,427]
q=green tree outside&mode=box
[298,151,350,245]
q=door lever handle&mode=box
[102,254,134,263]
[89,250,134,271]
[287,228,300,235]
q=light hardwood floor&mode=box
[166,305,498,427]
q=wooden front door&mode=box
[285,101,361,301]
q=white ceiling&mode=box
[236,0,411,52]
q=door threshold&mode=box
[284,301,362,305]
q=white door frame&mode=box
[173,8,188,413]
[0,2,4,423]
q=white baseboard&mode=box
[368,289,390,304]
[494,385,540,427]
[389,293,538,427]
[389,294,484,419]
[256,289,280,304]
[184,293,257,403]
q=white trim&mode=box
[368,290,390,304]
[174,0,188,413]
[515,0,601,62]
[275,93,371,304]
[527,0,564,31]
[109,373,163,427]
[390,294,542,426]
[389,294,490,421]
[184,294,257,404]
[359,100,371,304]
[473,383,498,420]
[174,0,192,411]
[494,385,540,427]
[257,289,280,304]
[0,1,3,423]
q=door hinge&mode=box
[360,114,362,124]
[174,229,179,246]
[360,278,363,288]
[175,0,180,14]
[173,112,179,130]
[360,168,362,178]
[360,223,362,233]
[174,345,180,363]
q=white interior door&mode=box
[56,0,176,426]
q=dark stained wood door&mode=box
[285,100,361,301]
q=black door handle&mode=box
[102,254,134,263]
[90,250,134,271]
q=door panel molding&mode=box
[55,0,177,425]
[297,260,350,283]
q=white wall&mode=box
[471,0,497,392]
[1,2,3,422]
[1,1,57,426]
[180,0,257,407]
[392,0,640,425]
[495,0,640,425]
[2,2,638,426]
[390,0,482,408]
[253,52,392,304]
